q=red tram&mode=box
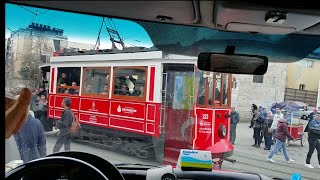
[40,47,234,167]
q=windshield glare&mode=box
[5,3,320,179]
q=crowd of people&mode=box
[230,103,320,168]
[248,104,320,168]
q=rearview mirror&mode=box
[197,53,268,75]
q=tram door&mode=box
[161,63,196,165]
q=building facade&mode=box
[286,58,320,91]
[232,62,287,121]
[5,22,94,88]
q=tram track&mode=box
[71,131,157,160]
[224,151,318,180]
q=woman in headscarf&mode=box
[263,111,274,150]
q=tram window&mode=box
[197,71,206,105]
[112,67,147,100]
[215,73,222,102]
[82,67,110,97]
[56,67,81,95]
[39,66,50,91]
[208,72,214,105]
[222,74,229,105]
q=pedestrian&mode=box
[267,118,295,163]
[304,112,320,169]
[271,108,284,142]
[308,108,318,121]
[249,104,257,128]
[53,98,73,153]
[252,111,264,147]
[230,107,240,145]
[260,108,268,143]
[38,94,48,131]
[263,111,274,150]
[14,104,47,163]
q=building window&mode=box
[253,75,263,83]
[82,67,110,97]
[299,84,305,90]
[56,67,81,95]
[112,66,147,101]
[306,60,314,68]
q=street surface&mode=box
[223,122,319,180]
[45,122,319,180]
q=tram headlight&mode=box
[218,124,227,138]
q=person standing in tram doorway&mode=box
[53,98,73,153]
[230,107,240,145]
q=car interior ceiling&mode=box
[9,0,320,35]
[8,0,320,63]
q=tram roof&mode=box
[50,46,196,63]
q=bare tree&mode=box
[18,34,53,88]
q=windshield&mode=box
[5,3,320,179]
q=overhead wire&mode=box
[94,18,105,49]
[18,5,37,16]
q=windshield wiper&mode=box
[114,163,162,170]
[114,163,161,168]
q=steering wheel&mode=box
[6,156,109,180]
[47,151,124,180]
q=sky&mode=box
[5,3,154,49]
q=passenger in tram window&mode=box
[69,82,78,95]
[57,73,69,86]
[58,88,64,94]
[130,87,141,96]
[215,87,221,100]
[114,77,123,94]
[118,85,129,96]
[139,87,144,96]
[100,85,108,94]
[85,84,93,93]
[64,89,70,94]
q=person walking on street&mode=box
[271,108,284,141]
[304,112,320,169]
[267,118,295,163]
[230,107,240,145]
[263,111,274,150]
[14,111,47,163]
[252,111,264,147]
[53,98,73,153]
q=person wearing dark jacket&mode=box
[14,112,47,163]
[53,98,73,153]
[267,118,295,163]
[304,112,320,169]
[263,111,274,150]
[252,111,264,147]
[249,104,258,128]
[230,107,240,145]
